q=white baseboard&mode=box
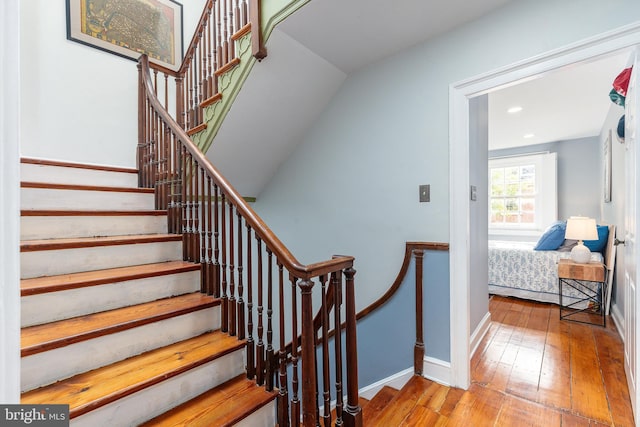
[470,311,491,359]
[611,302,625,342]
[358,355,454,400]
[358,367,414,400]
[422,356,451,386]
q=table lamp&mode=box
[565,216,598,264]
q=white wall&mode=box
[1,0,21,404]
[20,0,206,167]
[602,99,628,317]
[253,0,640,353]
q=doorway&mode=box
[449,22,640,400]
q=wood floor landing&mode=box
[363,295,634,426]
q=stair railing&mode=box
[146,0,266,135]
[138,54,362,427]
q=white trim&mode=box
[0,0,21,404]
[611,301,625,342]
[422,357,452,387]
[357,367,414,400]
[450,22,640,390]
[470,311,492,359]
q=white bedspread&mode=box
[488,240,603,306]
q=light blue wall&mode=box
[253,0,640,374]
[489,136,601,221]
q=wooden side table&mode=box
[557,259,606,326]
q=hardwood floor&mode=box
[470,295,634,426]
[363,295,635,426]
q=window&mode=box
[489,153,557,235]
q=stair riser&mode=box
[235,402,277,427]
[21,307,221,391]
[71,350,245,427]
[21,215,168,240]
[21,241,182,279]
[21,163,138,188]
[21,187,155,211]
[22,271,201,327]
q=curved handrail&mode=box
[139,55,353,279]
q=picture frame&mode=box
[604,129,612,203]
[66,0,184,72]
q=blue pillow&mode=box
[534,221,566,250]
[584,225,609,253]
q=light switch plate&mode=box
[470,185,477,201]
[419,184,430,202]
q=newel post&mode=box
[249,0,267,59]
[298,278,317,426]
[342,267,362,427]
[137,59,145,187]
[413,249,425,375]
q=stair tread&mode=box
[21,181,153,193]
[366,376,433,426]
[21,209,167,216]
[21,331,244,418]
[21,261,200,296]
[21,157,138,174]
[362,385,399,425]
[21,234,182,252]
[21,293,220,356]
[139,374,277,427]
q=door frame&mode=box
[449,21,640,390]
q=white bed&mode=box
[488,225,616,312]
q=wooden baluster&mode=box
[320,274,331,426]
[180,147,189,261]
[300,278,319,427]
[196,31,203,125]
[186,60,193,129]
[164,73,169,111]
[191,162,200,262]
[241,0,248,28]
[414,250,425,375]
[216,0,223,67]
[256,238,265,385]
[228,203,236,336]
[205,176,213,294]
[246,225,255,379]
[290,275,300,427]
[237,211,245,339]
[199,167,207,293]
[171,135,183,235]
[221,193,228,332]
[333,272,344,425]
[265,249,274,391]
[222,0,229,64]
[184,155,193,261]
[228,0,235,59]
[213,184,221,298]
[153,68,158,97]
[278,264,289,427]
[342,267,362,427]
[137,62,144,186]
[175,75,185,130]
[211,1,219,94]
[202,12,210,100]
[233,0,240,39]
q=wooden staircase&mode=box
[19,158,277,426]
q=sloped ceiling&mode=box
[207,0,628,196]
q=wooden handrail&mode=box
[138,54,360,426]
[139,55,351,279]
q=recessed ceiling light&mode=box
[507,106,523,114]
[523,133,535,139]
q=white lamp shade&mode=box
[565,216,598,241]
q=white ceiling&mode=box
[488,51,631,150]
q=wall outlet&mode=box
[419,184,430,202]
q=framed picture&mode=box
[604,129,612,203]
[66,0,184,71]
